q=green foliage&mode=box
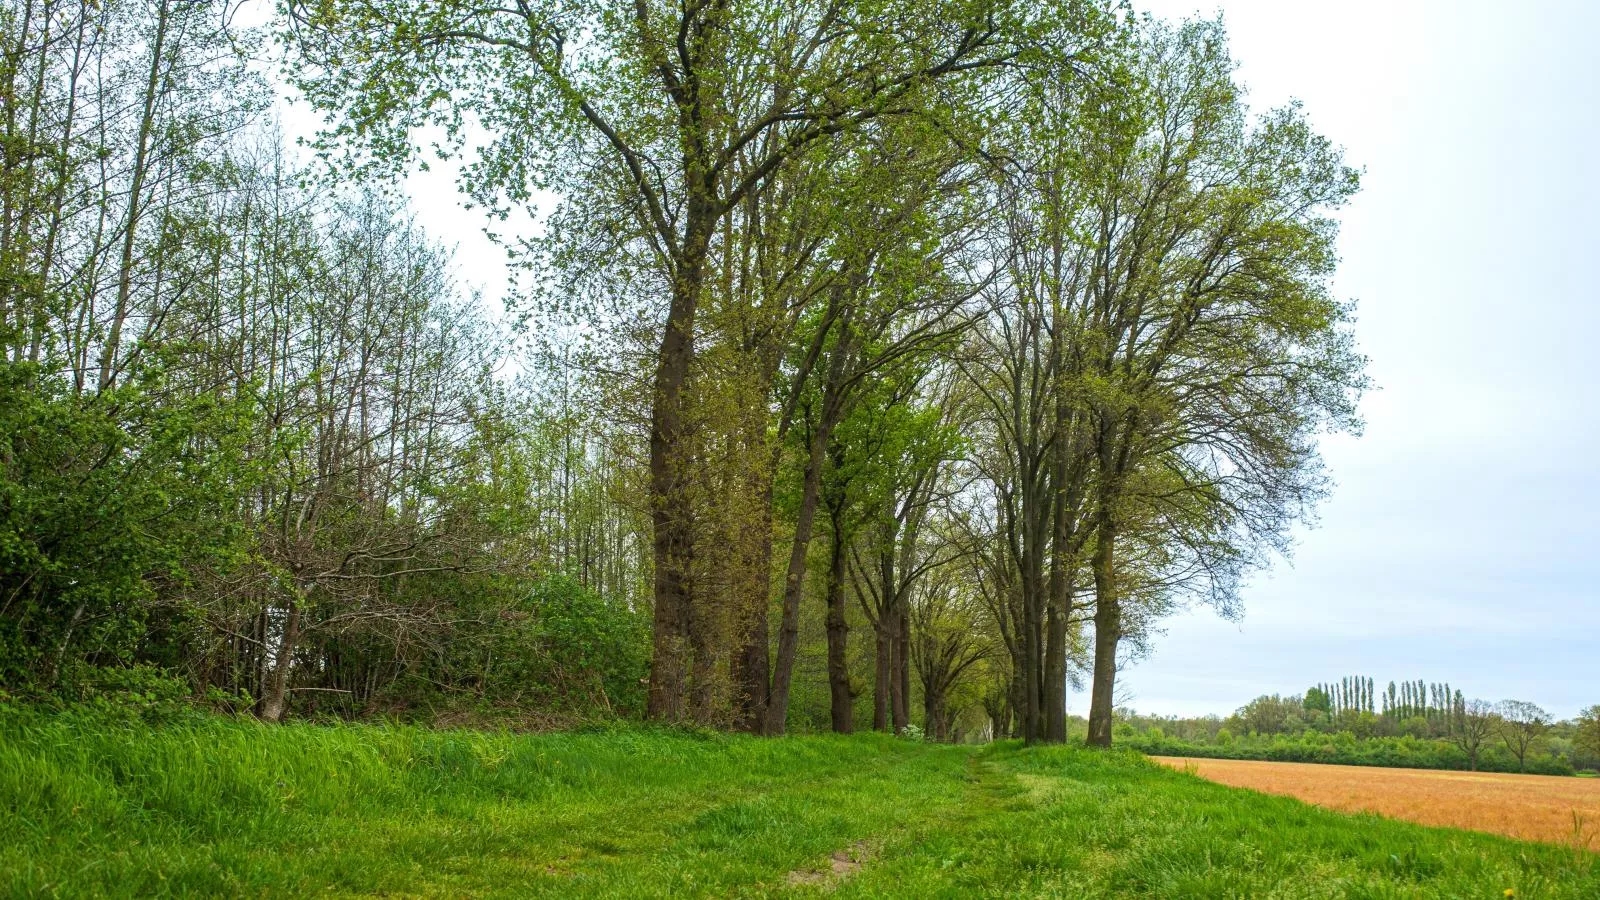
[0,361,254,690]
[1576,706,1600,770]
[425,575,650,722]
[38,664,254,726]
[1235,694,1301,735]
[517,576,650,716]
[1303,685,1331,714]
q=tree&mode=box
[1236,695,1297,736]
[959,226,1094,744]
[1077,20,1364,747]
[283,0,1110,727]
[1303,685,1331,717]
[757,120,995,735]
[1494,700,1550,773]
[1576,706,1600,769]
[1449,697,1497,771]
[909,561,991,742]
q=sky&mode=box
[284,2,1600,720]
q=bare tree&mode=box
[1449,698,1498,772]
[1495,700,1550,773]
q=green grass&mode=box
[2,711,1594,897]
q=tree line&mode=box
[2,0,1365,743]
[1119,681,1600,774]
[1306,676,1463,721]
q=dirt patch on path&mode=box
[1155,756,1600,849]
[784,840,873,888]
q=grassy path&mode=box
[2,713,1595,897]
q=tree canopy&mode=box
[0,0,1382,745]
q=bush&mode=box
[0,360,253,692]
[525,576,650,715]
[43,665,209,726]
[443,575,650,720]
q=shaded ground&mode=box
[1155,755,1600,849]
[3,713,1597,897]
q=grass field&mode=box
[1154,755,1600,849]
[3,712,1597,897]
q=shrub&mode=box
[46,665,206,725]
[525,576,650,715]
[451,575,650,720]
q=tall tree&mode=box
[1078,20,1364,746]
[284,0,1107,726]
[1576,706,1600,768]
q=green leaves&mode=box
[0,359,256,689]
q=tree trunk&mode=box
[1007,638,1025,738]
[686,586,722,724]
[825,519,852,734]
[1044,593,1069,742]
[873,623,891,731]
[1085,507,1118,748]
[924,688,948,742]
[645,217,711,724]
[982,693,1006,742]
[100,0,171,392]
[764,328,851,735]
[1022,551,1041,743]
[893,605,911,733]
[260,599,302,724]
[764,419,828,735]
[731,482,774,732]
[1045,365,1079,743]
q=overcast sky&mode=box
[320,1,1599,720]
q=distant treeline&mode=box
[1113,676,1600,776]
[1125,732,1576,777]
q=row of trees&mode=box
[283,0,1363,743]
[1306,677,1461,721]
[1128,686,1588,773]
[5,0,1365,742]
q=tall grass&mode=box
[3,708,1596,897]
[0,708,963,896]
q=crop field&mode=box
[1154,756,1600,849]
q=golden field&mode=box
[1154,756,1600,848]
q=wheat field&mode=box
[1155,756,1600,849]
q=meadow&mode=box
[3,711,1597,898]
[1154,756,1600,848]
